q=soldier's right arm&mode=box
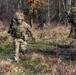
[23,22,35,42]
[24,22,31,29]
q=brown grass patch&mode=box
[32,25,70,41]
[0,59,30,75]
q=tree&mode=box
[0,0,75,27]
[27,0,48,27]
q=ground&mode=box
[0,52,76,75]
[0,22,76,75]
[0,59,30,75]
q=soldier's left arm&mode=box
[24,22,35,42]
[22,22,31,41]
[24,22,31,29]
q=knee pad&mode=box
[21,44,26,51]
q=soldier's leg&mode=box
[14,39,20,62]
[20,39,27,54]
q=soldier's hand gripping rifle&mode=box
[65,11,73,23]
[26,28,35,42]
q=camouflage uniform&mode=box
[9,12,31,62]
[68,7,76,39]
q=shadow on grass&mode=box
[0,41,76,61]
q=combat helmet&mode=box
[13,12,24,20]
[71,7,76,13]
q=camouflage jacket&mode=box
[10,20,31,40]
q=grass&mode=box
[19,59,39,74]
[19,52,76,75]
[26,40,76,54]
[0,43,14,59]
[0,25,76,75]
[19,58,51,75]
[0,39,75,58]
[27,41,55,51]
[0,40,76,75]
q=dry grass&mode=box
[0,59,30,75]
[0,21,13,44]
[32,25,70,41]
[0,21,76,75]
[20,52,76,75]
[0,21,71,43]
[0,52,76,75]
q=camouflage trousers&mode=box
[13,38,27,61]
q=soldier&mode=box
[8,12,34,63]
[67,7,76,39]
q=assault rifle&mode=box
[8,18,16,34]
[65,11,73,23]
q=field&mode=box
[0,23,76,75]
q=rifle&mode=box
[65,11,74,23]
[26,28,35,42]
[65,1,72,23]
[8,18,16,34]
